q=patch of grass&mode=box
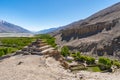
[87,66,101,72]
[66,60,73,63]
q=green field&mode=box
[0,37,35,56]
[35,34,57,47]
[0,34,57,57]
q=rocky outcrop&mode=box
[61,18,119,41]
[68,35,120,58]
[55,16,120,59]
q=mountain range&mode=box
[0,20,30,33]
[36,28,57,34]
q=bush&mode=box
[98,57,112,70]
[78,55,86,62]
[86,56,95,65]
[113,60,120,68]
[76,52,81,57]
[71,52,81,60]
[99,57,112,66]
[0,50,5,56]
[75,55,95,65]
[61,46,69,57]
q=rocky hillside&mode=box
[0,20,30,33]
[54,2,120,58]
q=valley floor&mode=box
[0,33,34,37]
[0,54,120,80]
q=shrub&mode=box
[99,57,112,66]
[113,60,120,68]
[76,52,81,57]
[86,56,95,65]
[61,46,69,57]
[78,55,86,62]
[71,53,76,58]
[0,50,4,56]
[98,57,112,70]
[71,52,81,60]
[75,55,95,65]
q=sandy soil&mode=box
[0,55,77,80]
[0,54,120,80]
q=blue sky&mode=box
[0,0,120,31]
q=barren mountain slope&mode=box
[54,2,120,58]
[0,20,30,33]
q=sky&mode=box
[0,0,120,31]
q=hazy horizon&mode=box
[0,0,119,31]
